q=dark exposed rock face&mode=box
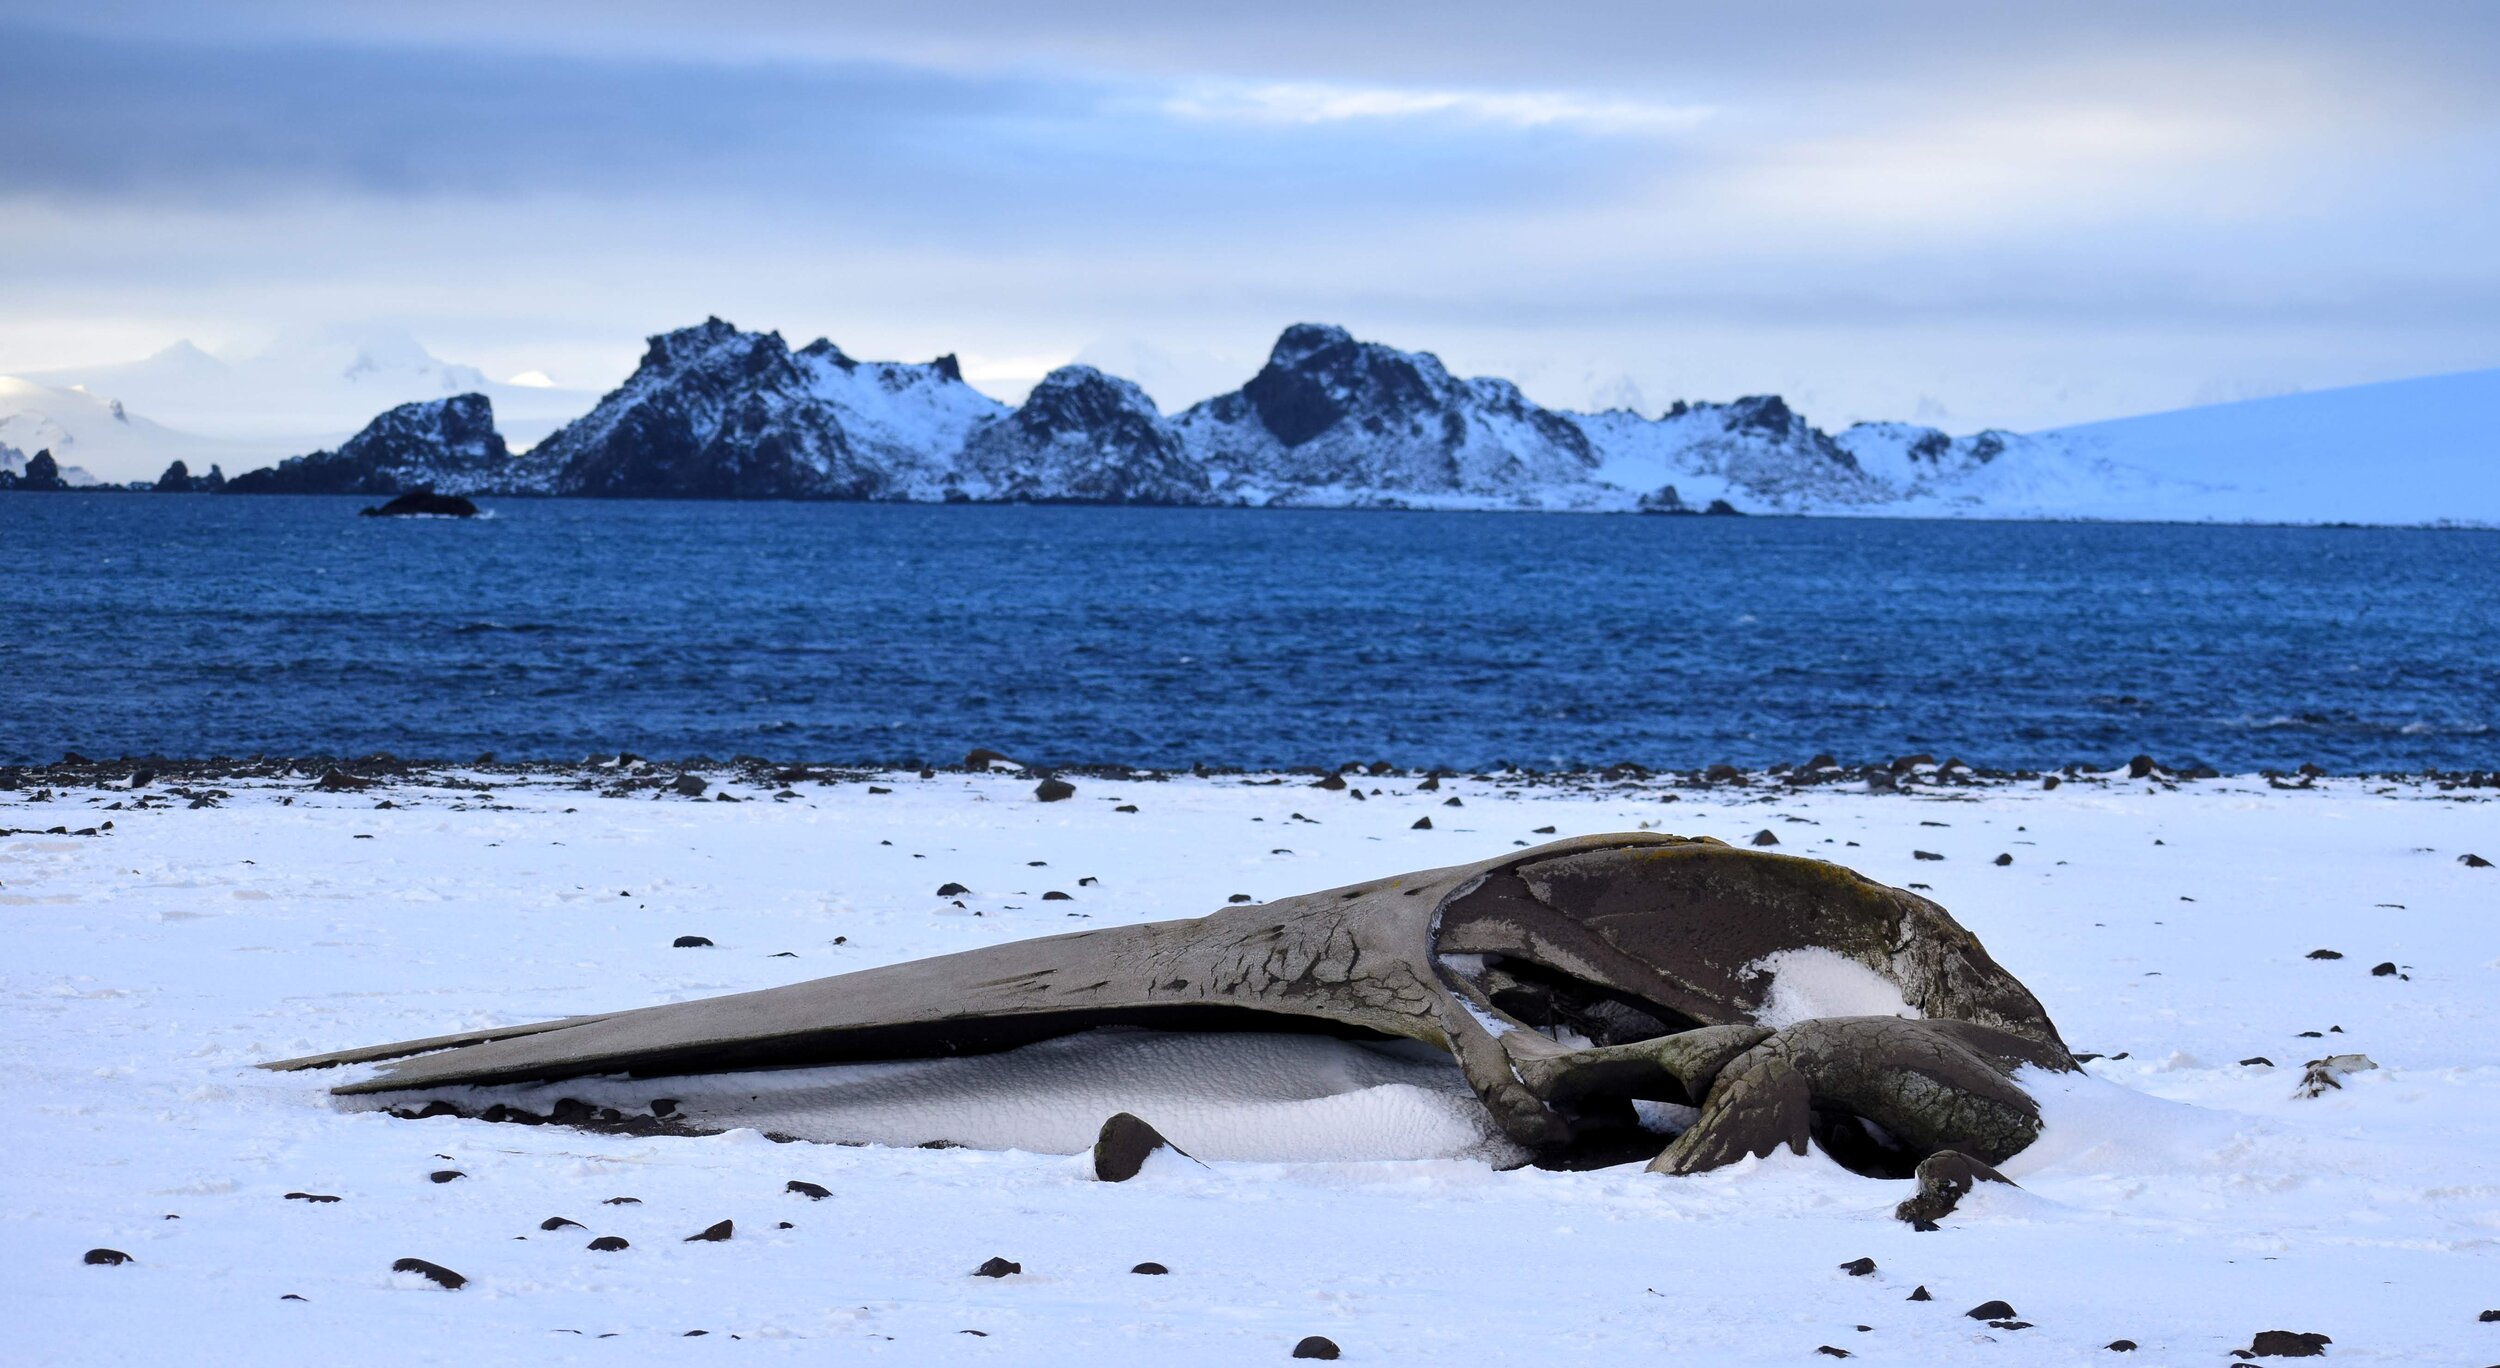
[510,318,997,500]
[955,366,1210,504]
[152,459,225,492]
[1176,323,1600,500]
[6,449,69,491]
[228,395,509,496]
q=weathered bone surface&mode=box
[265,833,2075,1172]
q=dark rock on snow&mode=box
[391,1257,466,1289]
[2240,1329,2332,1358]
[1838,1257,1876,1276]
[973,1256,1022,1278]
[83,1248,132,1266]
[1131,1262,1169,1275]
[1964,1300,2018,1321]
[1034,777,1076,802]
[1290,1335,1342,1360]
[587,1236,630,1252]
[672,935,714,948]
[1093,1111,1191,1183]
[785,1180,831,1200]
[684,1220,733,1242]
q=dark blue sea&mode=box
[3,495,2495,772]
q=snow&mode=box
[6,769,2500,1362]
[2017,368,2500,526]
[356,1031,1524,1165]
[0,376,245,486]
[12,329,601,480]
[1744,948,1919,1029]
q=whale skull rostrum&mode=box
[265,834,2074,1175]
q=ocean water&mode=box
[3,495,2495,772]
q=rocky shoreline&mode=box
[6,748,2494,821]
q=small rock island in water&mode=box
[359,490,479,518]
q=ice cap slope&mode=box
[2018,367,2500,525]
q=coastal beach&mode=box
[5,762,2494,1364]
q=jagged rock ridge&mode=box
[505,318,1000,499]
[222,394,509,495]
[206,317,2168,516]
[954,366,1209,504]
[1176,323,1600,503]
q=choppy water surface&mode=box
[2,496,2494,770]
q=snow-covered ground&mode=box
[4,767,2496,1364]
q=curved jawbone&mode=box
[265,833,2074,1175]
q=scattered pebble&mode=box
[602,1197,640,1205]
[785,1180,831,1201]
[1751,829,1780,846]
[428,1170,465,1183]
[284,1192,341,1203]
[83,1248,131,1266]
[2461,853,2491,868]
[2306,949,2343,960]
[587,1236,629,1252]
[1815,1348,1852,1360]
[2371,961,2398,977]
[1993,852,2013,866]
[672,935,714,948]
[1034,778,1076,802]
[1838,1257,1876,1276]
[974,1257,1021,1278]
[1964,1300,2017,1320]
[539,1217,583,1231]
[1411,817,1433,830]
[2106,1340,2137,1352]
[684,1220,733,1243]
[1291,1335,1341,1360]
[1906,1286,1931,1302]
[1913,850,1944,861]
[1132,1262,1169,1275]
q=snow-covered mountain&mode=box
[507,319,1001,499]
[0,376,244,486]
[223,394,512,496]
[1174,323,1602,506]
[954,365,1209,504]
[18,328,599,459]
[180,318,2493,524]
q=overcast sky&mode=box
[3,1,2496,430]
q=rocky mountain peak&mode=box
[223,394,509,496]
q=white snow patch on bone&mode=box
[1744,947,1920,1028]
[352,1028,1532,1165]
